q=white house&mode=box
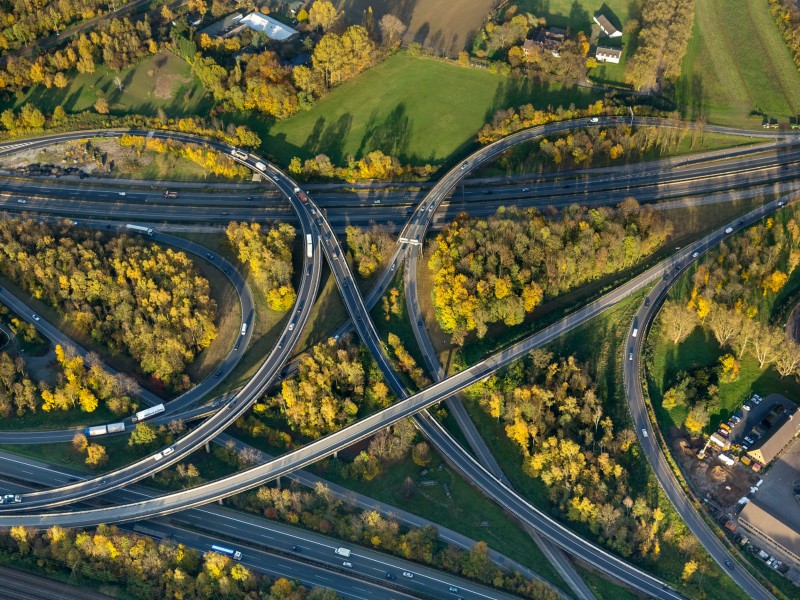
[240,12,299,40]
[593,14,622,38]
[596,46,621,64]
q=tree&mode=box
[53,72,68,88]
[378,14,406,47]
[682,559,699,581]
[93,97,109,114]
[85,443,108,467]
[308,0,339,31]
[775,340,800,378]
[72,432,88,453]
[684,403,709,435]
[296,8,309,22]
[129,422,158,446]
[660,300,698,344]
[52,105,67,125]
[411,441,431,466]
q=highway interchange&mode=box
[0,119,795,599]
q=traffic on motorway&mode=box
[0,120,794,600]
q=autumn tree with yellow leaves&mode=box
[429,201,672,344]
[0,218,217,389]
[225,221,296,311]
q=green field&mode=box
[676,0,800,127]
[5,52,210,117]
[262,52,602,168]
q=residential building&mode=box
[522,38,535,57]
[595,46,622,64]
[533,27,566,57]
[593,13,622,38]
[200,11,299,41]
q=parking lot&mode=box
[715,394,797,454]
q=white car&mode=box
[642,428,648,438]
[590,117,599,123]
[725,227,733,234]
[163,446,175,457]
[402,571,414,579]
[460,161,468,170]
[778,201,784,207]
[31,314,40,322]
[342,561,353,568]
[118,192,127,196]
[692,251,699,258]
[16,198,26,204]
[288,322,295,331]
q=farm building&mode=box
[738,502,800,566]
[747,408,800,467]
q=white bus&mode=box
[306,234,313,258]
[132,404,165,423]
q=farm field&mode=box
[337,0,496,57]
[676,0,800,127]
[264,52,602,168]
[3,52,210,117]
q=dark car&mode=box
[385,572,396,580]
[290,545,300,552]
[725,560,734,569]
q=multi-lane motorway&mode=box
[0,119,794,599]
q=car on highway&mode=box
[118,192,126,196]
[214,369,223,378]
[1,494,21,504]
[342,561,353,568]
[163,447,175,457]
[590,117,599,123]
[460,161,469,170]
[31,314,40,322]
[405,208,413,215]
[692,251,699,258]
[778,200,785,207]
[16,198,26,204]
[385,572,396,580]
[642,428,648,438]
[288,322,295,331]
[629,351,633,361]
[725,227,733,234]
[449,586,459,593]
[644,297,650,307]
[206,253,214,260]
[290,545,301,552]
[402,571,414,578]
[725,560,734,569]
[522,187,530,192]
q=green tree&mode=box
[129,422,158,446]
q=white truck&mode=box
[125,224,154,236]
[334,547,351,558]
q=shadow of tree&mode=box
[358,102,412,159]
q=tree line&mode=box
[0,15,153,92]
[0,523,337,599]
[345,223,395,278]
[0,218,218,390]
[658,211,800,385]
[625,0,695,91]
[119,134,251,179]
[463,349,697,565]
[0,0,121,53]
[231,481,560,600]
[428,200,673,344]
[288,149,437,183]
[769,0,800,73]
[257,337,391,439]
[226,221,296,311]
[478,100,608,144]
